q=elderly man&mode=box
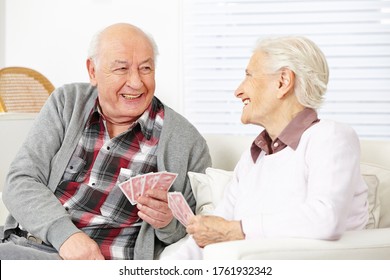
[0,23,211,260]
[167,35,368,259]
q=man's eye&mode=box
[140,66,152,74]
[113,67,128,74]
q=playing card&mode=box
[131,175,145,203]
[154,172,178,191]
[168,194,188,226]
[143,172,161,193]
[118,180,136,205]
[168,192,194,227]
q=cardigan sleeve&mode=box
[2,84,96,250]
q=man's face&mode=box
[234,51,279,127]
[88,30,156,125]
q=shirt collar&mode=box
[136,97,162,140]
[251,108,319,162]
[86,97,161,140]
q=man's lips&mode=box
[121,93,142,100]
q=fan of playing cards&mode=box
[119,171,195,227]
[119,171,178,205]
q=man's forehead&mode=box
[109,58,154,67]
[111,60,128,65]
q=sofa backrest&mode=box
[360,140,390,169]
[203,134,253,171]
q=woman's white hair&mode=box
[255,36,329,109]
[87,25,159,65]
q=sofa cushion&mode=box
[188,167,233,215]
[361,163,390,228]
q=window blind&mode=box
[181,0,390,139]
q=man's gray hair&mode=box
[87,26,159,65]
[255,36,329,109]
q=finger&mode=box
[191,234,207,248]
[187,215,197,224]
[186,224,194,234]
[138,201,172,221]
[138,204,173,228]
[137,194,170,214]
[143,188,168,202]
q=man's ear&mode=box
[86,58,98,86]
[276,68,294,98]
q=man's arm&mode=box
[3,85,95,250]
[59,232,105,260]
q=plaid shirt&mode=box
[55,97,164,259]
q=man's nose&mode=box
[126,70,143,89]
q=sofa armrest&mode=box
[203,228,390,260]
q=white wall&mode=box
[0,0,5,67]
[3,0,183,112]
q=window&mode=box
[182,0,390,139]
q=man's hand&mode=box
[186,215,245,248]
[59,232,105,260]
[137,188,174,229]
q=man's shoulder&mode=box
[56,82,95,96]
[163,105,201,135]
[51,83,97,103]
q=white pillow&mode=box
[188,167,233,215]
[362,174,380,229]
[361,162,390,228]
[158,168,233,259]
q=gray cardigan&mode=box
[2,83,211,259]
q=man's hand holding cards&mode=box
[119,171,178,205]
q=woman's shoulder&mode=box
[299,119,360,152]
[307,119,358,138]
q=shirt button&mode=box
[106,146,110,150]
[92,183,96,186]
[273,142,279,148]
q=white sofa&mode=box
[1,114,390,259]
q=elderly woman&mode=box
[167,35,369,259]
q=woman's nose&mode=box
[234,84,243,98]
